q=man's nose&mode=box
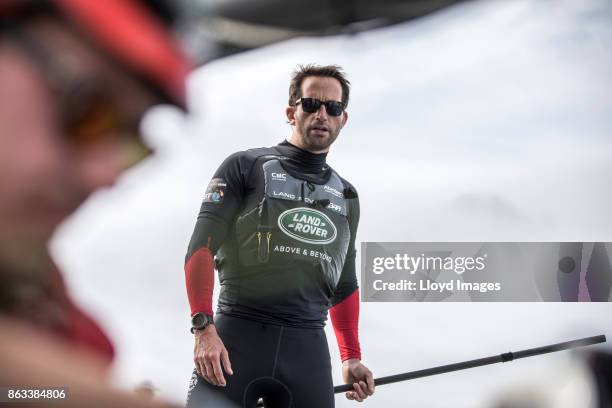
[314,103,328,120]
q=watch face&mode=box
[192,313,207,328]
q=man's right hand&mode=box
[194,324,233,387]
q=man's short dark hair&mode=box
[288,64,351,108]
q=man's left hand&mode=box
[342,358,374,402]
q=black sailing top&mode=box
[186,140,359,328]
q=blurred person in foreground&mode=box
[0,0,190,406]
[185,64,374,407]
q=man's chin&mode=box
[305,133,335,151]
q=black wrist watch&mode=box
[190,312,214,333]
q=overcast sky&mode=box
[51,0,611,406]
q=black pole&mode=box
[334,334,606,393]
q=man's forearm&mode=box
[330,289,361,361]
[184,246,215,316]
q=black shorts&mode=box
[186,314,335,408]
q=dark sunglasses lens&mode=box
[300,98,320,113]
[65,97,151,169]
[65,102,116,145]
[325,101,344,116]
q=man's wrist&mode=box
[193,323,216,336]
[342,358,361,366]
[190,312,214,333]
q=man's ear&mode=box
[286,105,296,125]
[341,110,348,128]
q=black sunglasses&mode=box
[295,97,345,117]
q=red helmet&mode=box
[1,0,192,108]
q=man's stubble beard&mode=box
[299,123,340,152]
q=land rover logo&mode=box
[278,207,337,244]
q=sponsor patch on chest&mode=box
[278,207,337,244]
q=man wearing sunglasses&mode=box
[186,64,374,407]
[0,1,190,406]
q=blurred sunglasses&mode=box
[4,24,152,169]
[295,97,345,117]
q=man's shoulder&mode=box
[216,146,284,181]
[328,167,358,199]
[224,146,281,162]
[220,146,280,167]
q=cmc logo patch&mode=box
[278,207,337,244]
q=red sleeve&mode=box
[49,265,115,363]
[330,289,361,361]
[67,304,115,363]
[184,245,215,316]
